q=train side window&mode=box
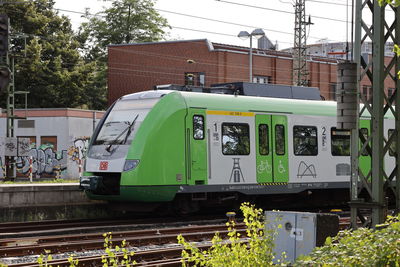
[222,123,250,155]
[193,115,204,140]
[360,128,369,156]
[275,124,285,155]
[331,128,350,156]
[259,124,269,155]
[293,126,318,156]
[388,129,396,157]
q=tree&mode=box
[79,0,169,61]
[0,0,100,109]
[77,0,169,106]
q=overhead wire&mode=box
[54,6,346,45]
[215,0,349,23]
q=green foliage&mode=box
[78,0,169,62]
[67,254,79,267]
[37,250,53,267]
[294,214,400,266]
[178,202,284,267]
[77,0,169,107]
[378,0,400,6]
[37,251,78,267]
[0,0,102,109]
[101,232,136,266]
[32,233,136,267]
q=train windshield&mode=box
[93,98,158,147]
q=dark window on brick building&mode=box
[362,85,372,102]
[185,72,205,86]
[388,88,395,100]
[329,83,336,101]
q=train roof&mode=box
[121,90,390,118]
[177,91,339,117]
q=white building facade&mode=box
[0,109,104,179]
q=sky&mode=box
[53,0,354,50]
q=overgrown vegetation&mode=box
[99,232,136,266]
[294,214,400,266]
[1,203,400,266]
[178,202,285,267]
[33,232,135,267]
[178,203,400,267]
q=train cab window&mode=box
[193,115,204,140]
[331,128,350,156]
[293,126,318,156]
[222,123,250,155]
[275,124,285,155]
[388,129,396,157]
[360,128,369,156]
[259,124,269,155]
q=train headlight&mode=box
[123,159,140,172]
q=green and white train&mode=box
[80,90,395,211]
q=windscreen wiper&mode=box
[122,114,139,144]
[105,114,139,153]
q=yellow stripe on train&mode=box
[207,110,255,117]
[258,182,288,186]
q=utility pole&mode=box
[292,0,312,86]
[0,14,15,180]
[349,0,400,228]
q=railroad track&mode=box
[0,215,228,239]
[8,245,208,267]
[0,223,246,257]
[0,213,349,266]
[0,221,245,266]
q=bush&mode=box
[294,214,400,266]
[178,202,285,267]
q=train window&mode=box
[193,115,204,140]
[388,129,396,157]
[293,126,318,156]
[275,124,285,155]
[222,123,250,155]
[259,124,269,155]
[360,128,369,156]
[331,128,350,156]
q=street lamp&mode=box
[238,28,265,82]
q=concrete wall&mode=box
[0,183,120,223]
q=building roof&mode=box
[108,38,340,64]
[0,108,105,119]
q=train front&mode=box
[79,91,167,200]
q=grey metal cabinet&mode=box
[265,211,338,263]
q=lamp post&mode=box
[238,28,265,82]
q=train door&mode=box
[255,114,289,183]
[186,109,208,185]
[359,119,371,180]
[255,114,273,183]
[272,115,289,182]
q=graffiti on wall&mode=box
[68,137,90,163]
[15,148,68,175]
[0,136,91,178]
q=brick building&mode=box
[107,39,396,106]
